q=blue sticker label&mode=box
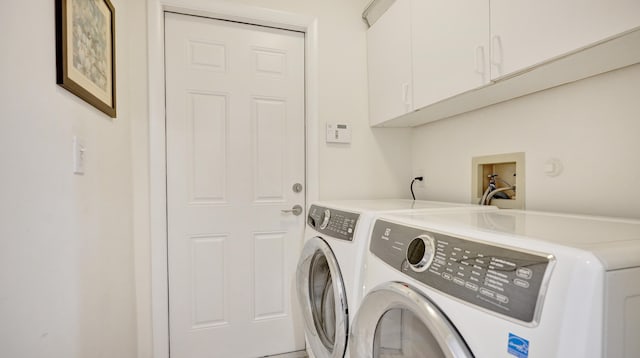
[508,333,529,358]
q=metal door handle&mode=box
[281,204,303,216]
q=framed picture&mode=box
[56,0,116,118]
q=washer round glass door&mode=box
[296,236,348,358]
[350,282,473,358]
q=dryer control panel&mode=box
[370,219,554,324]
[307,205,359,241]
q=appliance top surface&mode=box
[381,209,640,269]
[313,199,480,212]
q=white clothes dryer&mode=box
[295,200,496,358]
[350,209,640,358]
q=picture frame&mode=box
[56,0,116,118]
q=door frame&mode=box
[147,2,319,357]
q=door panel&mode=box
[188,91,228,204]
[165,12,305,358]
[191,235,227,328]
[254,232,286,319]
[253,97,287,202]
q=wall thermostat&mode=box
[326,123,352,144]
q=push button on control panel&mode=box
[513,278,530,288]
[453,278,465,286]
[465,282,479,291]
[516,267,533,279]
[479,287,495,299]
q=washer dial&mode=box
[406,234,436,272]
[319,209,331,229]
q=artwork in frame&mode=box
[56,0,116,118]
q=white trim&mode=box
[147,2,319,357]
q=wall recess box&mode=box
[472,152,525,209]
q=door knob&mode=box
[281,204,303,216]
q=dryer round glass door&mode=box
[350,282,473,358]
[296,236,348,358]
[374,308,445,357]
[309,253,336,348]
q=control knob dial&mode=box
[406,234,436,272]
[319,209,331,229]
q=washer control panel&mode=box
[308,205,359,241]
[370,219,554,324]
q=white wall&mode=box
[411,63,640,219]
[0,1,137,357]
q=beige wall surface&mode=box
[411,63,640,219]
[0,0,138,357]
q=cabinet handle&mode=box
[475,45,485,75]
[402,83,411,111]
[491,35,503,75]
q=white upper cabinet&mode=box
[365,0,640,126]
[490,0,640,80]
[411,0,490,109]
[366,0,413,126]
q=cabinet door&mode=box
[490,0,640,80]
[367,0,413,126]
[411,0,490,109]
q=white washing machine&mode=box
[295,200,496,358]
[350,209,640,358]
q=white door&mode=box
[165,12,306,358]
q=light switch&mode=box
[73,136,86,175]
